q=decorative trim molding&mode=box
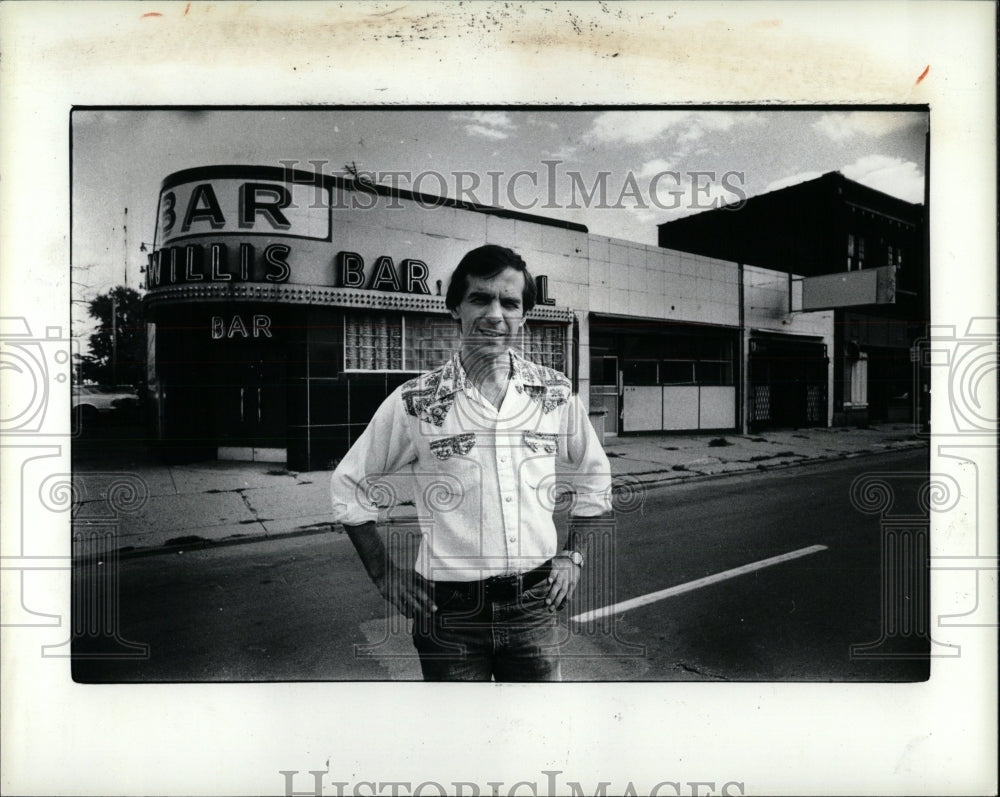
[526,305,574,322]
[143,282,574,322]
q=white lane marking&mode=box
[571,544,829,624]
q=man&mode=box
[331,244,613,681]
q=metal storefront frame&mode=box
[748,333,829,431]
[589,314,740,435]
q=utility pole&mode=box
[123,207,129,287]
[111,291,118,386]
[113,208,128,386]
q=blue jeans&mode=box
[412,572,563,681]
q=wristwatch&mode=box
[559,549,584,568]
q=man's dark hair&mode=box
[445,245,537,314]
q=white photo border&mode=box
[1,3,995,796]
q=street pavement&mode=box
[72,423,927,558]
[71,448,932,682]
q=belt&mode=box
[428,560,553,603]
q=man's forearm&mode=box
[343,521,389,587]
[343,520,436,618]
[565,512,615,561]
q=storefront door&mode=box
[749,335,828,430]
[589,354,620,436]
[215,338,287,456]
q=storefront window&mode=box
[654,335,733,386]
[659,360,695,385]
[695,360,733,385]
[405,316,460,372]
[696,337,734,385]
[660,335,698,360]
[524,323,566,371]
[624,359,658,385]
[344,313,569,375]
[344,313,403,370]
[850,353,869,407]
[699,337,733,361]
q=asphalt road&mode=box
[72,448,930,682]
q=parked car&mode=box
[72,384,139,429]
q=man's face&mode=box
[449,266,527,357]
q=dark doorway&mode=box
[749,334,828,430]
[214,335,288,451]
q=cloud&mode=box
[585,111,757,145]
[545,143,579,160]
[841,155,925,203]
[762,170,824,194]
[585,111,687,144]
[450,111,519,140]
[450,111,514,129]
[450,111,516,140]
[813,112,922,142]
[637,158,675,179]
[757,157,924,203]
[527,116,560,131]
[464,125,509,140]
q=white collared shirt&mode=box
[330,350,613,581]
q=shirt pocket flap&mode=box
[522,430,559,455]
[429,432,477,461]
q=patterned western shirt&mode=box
[330,349,613,581]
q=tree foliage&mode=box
[80,286,146,389]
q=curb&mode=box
[620,440,927,490]
[85,441,928,562]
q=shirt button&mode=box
[504,496,512,503]
[509,536,516,543]
[499,456,506,463]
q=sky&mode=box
[71,107,928,324]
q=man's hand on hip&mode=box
[343,521,437,619]
[545,553,582,612]
[377,563,438,619]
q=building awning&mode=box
[144,282,575,322]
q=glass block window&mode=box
[524,323,566,372]
[405,316,461,372]
[343,312,568,373]
[344,313,403,370]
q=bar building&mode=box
[657,171,928,428]
[143,165,837,469]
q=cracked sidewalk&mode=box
[71,423,927,559]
